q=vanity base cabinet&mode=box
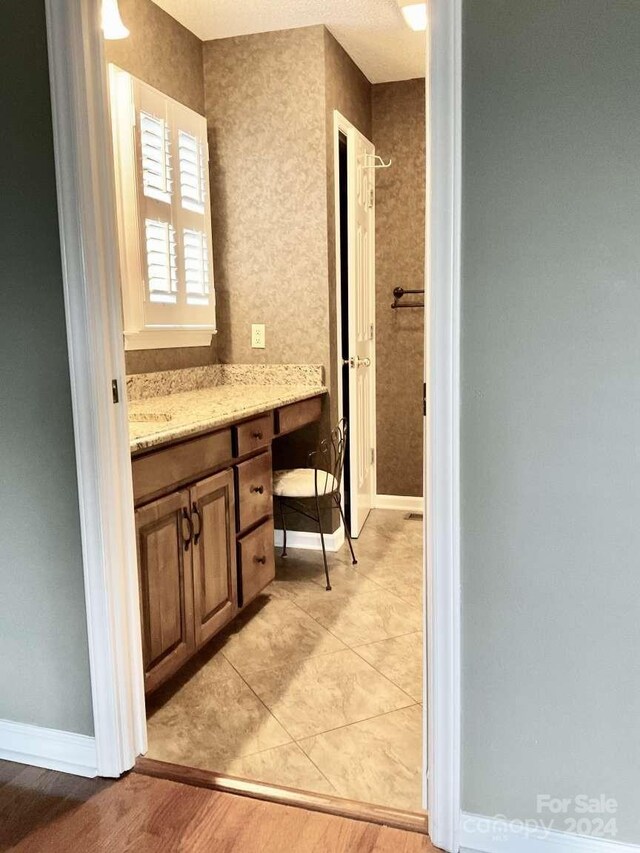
[191,469,237,650]
[135,491,195,694]
[131,395,323,693]
[136,470,237,693]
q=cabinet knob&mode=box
[252,431,263,440]
[254,555,267,565]
[250,484,265,494]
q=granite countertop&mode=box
[128,364,326,454]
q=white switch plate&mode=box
[251,323,266,349]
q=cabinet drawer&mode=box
[234,413,273,457]
[238,518,275,607]
[275,396,322,435]
[236,450,273,533]
[132,429,233,504]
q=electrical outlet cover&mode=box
[251,324,266,349]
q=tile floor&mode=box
[146,509,424,812]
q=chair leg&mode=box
[280,499,288,558]
[316,496,331,591]
[335,495,357,565]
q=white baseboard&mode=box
[460,812,639,853]
[274,525,345,553]
[0,718,97,778]
[374,494,424,513]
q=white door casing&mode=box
[347,129,376,537]
[47,10,462,850]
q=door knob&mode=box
[356,357,371,368]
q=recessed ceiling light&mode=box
[400,2,428,32]
[102,0,129,40]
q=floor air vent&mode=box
[404,512,423,521]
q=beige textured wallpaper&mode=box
[372,79,425,497]
[105,0,218,374]
[324,30,372,141]
[203,27,335,530]
[202,27,330,371]
[105,0,204,113]
[108,10,424,502]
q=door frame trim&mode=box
[332,110,377,536]
[425,0,463,849]
[46,2,463,849]
[45,0,146,776]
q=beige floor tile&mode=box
[220,596,346,677]
[276,566,382,608]
[299,705,423,811]
[354,559,423,600]
[243,649,414,740]
[216,742,336,794]
[351,511,423,597]
[296,588,422,647]
[354,632,423,702]
[146,667,291,768]
[267,552,333,601]
[145,509,426,814]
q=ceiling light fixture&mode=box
[102,0,129,40]
[400,2,428,32]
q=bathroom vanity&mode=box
[128,366,326,693]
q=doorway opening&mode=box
[57,0,429,835]
[109,7,427,822]
[46,0,465,843]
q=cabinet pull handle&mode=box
[181,508,193,551]
[250,484,265,494]
[191,502,202,545]
[252,431,263,439]
[254,555,267,565]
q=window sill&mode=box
[124,330,216,351]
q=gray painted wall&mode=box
[0,0,93,735]
[461,0,640,842]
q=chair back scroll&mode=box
[309,418,348,498]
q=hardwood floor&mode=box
[0,761,439,853]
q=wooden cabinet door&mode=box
[190,469,237,649]
[135,490,195,692]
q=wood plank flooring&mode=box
[0,760,439,853]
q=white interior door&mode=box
[347,129,376,537]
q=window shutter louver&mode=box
[178,130,206,214]
[183,228,210,305]
[145,219,177,303]
[140,111,172,204]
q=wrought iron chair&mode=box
[273,418,357,591]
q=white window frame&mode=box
[108,65,216,351]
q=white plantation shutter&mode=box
[108,65,216,346]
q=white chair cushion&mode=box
[273,468,338,498]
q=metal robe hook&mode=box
[363,153,392,169]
